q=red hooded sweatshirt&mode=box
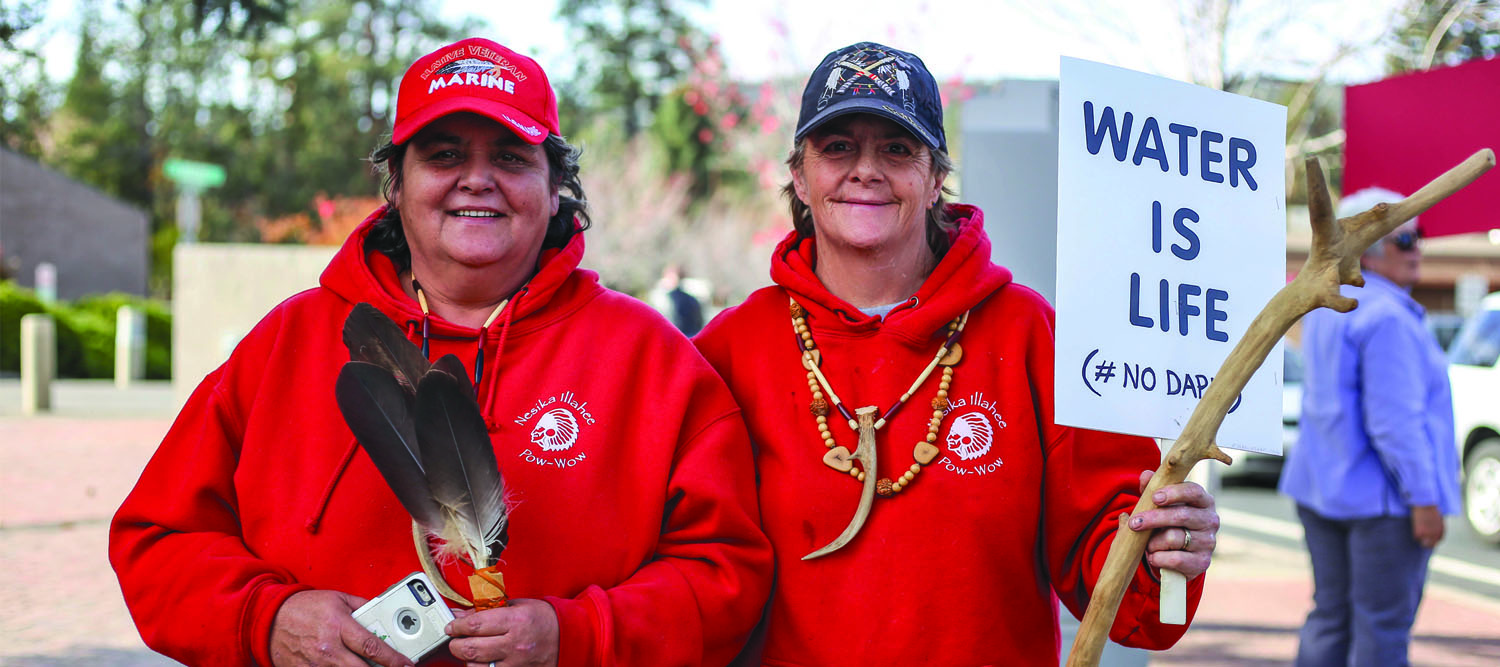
[110,208,772,666]
[694,205,1201,666]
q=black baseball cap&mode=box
[794,42,947,152]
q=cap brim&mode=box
[393,97,550,145]
[794,98,944,151]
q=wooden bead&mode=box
[802,349,821,368]
[902,471,915,483]
[876,479,894,497]
[812,390,825,401]
[938,343,962,366]
[926,433,938,443]
[803,340,815,350]
[910,463,922,473]
[824,437,836,448]
[857,472,866,482]
[913,442,940,465]
[823,446,854,472]
[936,389,948,399]
[932,410,944,419]
[816,415,827,424]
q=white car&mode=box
[1223,344,1301,483]
[1449,291,1500,546]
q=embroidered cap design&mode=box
[817,44,916,113]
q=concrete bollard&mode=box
[116,305,147,388]
[21,313,56,414]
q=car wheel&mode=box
[1465,439,1500,546]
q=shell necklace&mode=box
[790,297,968,558]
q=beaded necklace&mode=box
[790,297,968,498]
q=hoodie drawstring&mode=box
[481,287,523,428]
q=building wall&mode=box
[960,81,1062,304]
[0,148,150,298]
[173,243,337,402]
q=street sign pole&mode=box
[163,158,225,244]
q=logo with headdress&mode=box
[530,408,578,451]
[817,43,917,113]
[514,391,596,469]
[946,412,994,461]
[939,391,1008,475]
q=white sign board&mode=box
[1054,58,1287,455]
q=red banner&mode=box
[1344,57,1500,237]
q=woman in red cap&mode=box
[110,38,771,667]
[694,42,1221,665]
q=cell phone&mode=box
[351,571,456,665]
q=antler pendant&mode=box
[1065,149,1495,667]
[804,406,881,559]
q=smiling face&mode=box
[394,113,559,279]
[791,114,944,255]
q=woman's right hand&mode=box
[270,590,415,667]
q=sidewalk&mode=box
[2,380,1498,665]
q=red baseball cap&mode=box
[392,38,560,145]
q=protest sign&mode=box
[1055,57,1287,455]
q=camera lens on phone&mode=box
[408,580,436,606]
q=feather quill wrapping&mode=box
[415,368,508,567]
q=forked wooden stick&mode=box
[1066,148,1495,667]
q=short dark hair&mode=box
[366,133,590,272]
[780,137,957,259]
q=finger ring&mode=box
[1181,529,1193,551]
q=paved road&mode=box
[1217,479,1500,601]
[3,380,1498,666]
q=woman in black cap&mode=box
[694,42,1221,665]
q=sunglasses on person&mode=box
[1387,229,1422,252]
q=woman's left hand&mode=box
[446,598,560,667]
[1127,470,1219,580]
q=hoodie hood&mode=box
[321,205,594,331]
[770,203,1012,344]
[320,205,600,420]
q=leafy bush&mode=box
[0,282,49,372]
[0,281,171,379]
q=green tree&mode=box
[1386,0,1500,72]
[0,0,53,158]
[51,14,153,210]
[557,0,706,136]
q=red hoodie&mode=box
[694,205,1201,666]
[110,208,772,666]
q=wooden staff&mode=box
[1066,148,1495,667]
